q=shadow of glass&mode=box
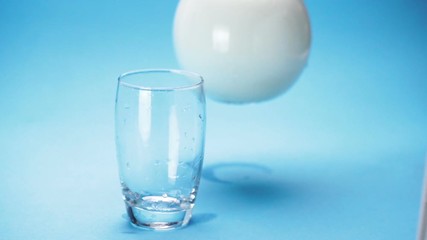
[202,162,288,203]
[203,162,272,184]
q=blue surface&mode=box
[0,0,426,239]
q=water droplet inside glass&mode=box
[183,105,190,112]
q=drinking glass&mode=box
[115,69,206,230]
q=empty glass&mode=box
[115,69,206,230]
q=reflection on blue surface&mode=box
[119,212,217,231]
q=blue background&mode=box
[0,0,426,239]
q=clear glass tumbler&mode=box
[115,69,206,230]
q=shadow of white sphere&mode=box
[174,0,311,103]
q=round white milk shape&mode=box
[174,0,311,103]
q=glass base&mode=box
[125,198,193,231]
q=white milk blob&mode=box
[174,0,311,103]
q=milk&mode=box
[174,0,311,103]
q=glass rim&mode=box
[118,69,204,91]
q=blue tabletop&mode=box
[1,0,426,239]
